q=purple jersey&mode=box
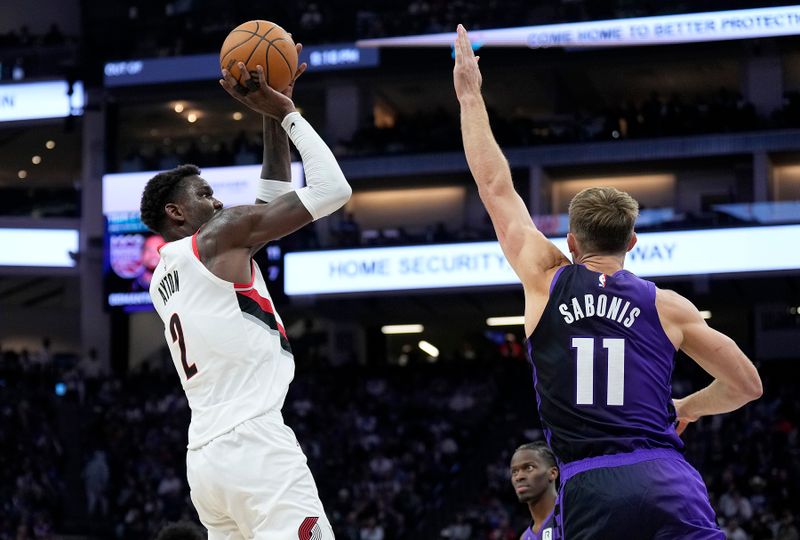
[522,510,556,540]
[526,264,683,464]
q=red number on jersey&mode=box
[169,313,198,380]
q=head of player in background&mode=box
[140,164,223,241]
[154,521,206,540]
[566,186,639,264]
[510,442,558,505]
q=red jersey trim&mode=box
[237,288,288,339]
[191,233,201,260]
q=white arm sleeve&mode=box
[281,111,352,220]
[256,178,293,202]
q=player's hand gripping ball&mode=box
[220,20,299,94]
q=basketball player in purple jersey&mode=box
[454,25,762,539]
[511,442,558,540]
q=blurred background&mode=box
[1,1,799,539]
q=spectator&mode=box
[778,511,800,540]
[720,488,754,522]
[84,450,110,517]
[724,519,748,540]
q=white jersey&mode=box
[149,233,294,450]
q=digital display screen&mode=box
[104,43,378,87]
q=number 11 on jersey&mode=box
[571,337,625,406]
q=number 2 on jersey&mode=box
[571,337,625,406]
[170,313,198,380]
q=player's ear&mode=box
[549,467,558,482]
[626,232,638,253]
[567,232,578,257]
[164,202,185,225]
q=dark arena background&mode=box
[1,1,800,539]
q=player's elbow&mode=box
[338,179,353,205]
[741,373,763,401]
[729,369,763,403]
[327,177,352,212]
[477,177,512,206]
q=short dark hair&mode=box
[515,441,558,469]
[140,164,201,233]
[154,521,206,540]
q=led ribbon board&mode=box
[357,6,800,49]
[0,81,84,122]
[284,224,800,295]
[0,229,78,267]
[104,43,379,87]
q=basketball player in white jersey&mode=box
[140,49,348,539]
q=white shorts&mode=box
[187,411,334,540]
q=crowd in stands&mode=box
[108,86,772,172]
[117,131,264,173]
[345,88,762,157]
[0,345,66,540]
[1,332,798,539]
[0,24,73,81]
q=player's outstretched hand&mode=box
[220,62,297,121]
[453,24,482,104]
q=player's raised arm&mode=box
[256,43,307,205]
[453,25,568,291]
[657,288,762,429]
[215,61,351,249]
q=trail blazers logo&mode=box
[299,517,322,540]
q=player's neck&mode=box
[529,488,557,533]
[575,253,625,275]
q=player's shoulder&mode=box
[199,206,249,237]
[655,286,691,308]
[194,206,254,256]
[655,286,701,324]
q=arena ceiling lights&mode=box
[357,5,800,49]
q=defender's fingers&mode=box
[457,24,473,59]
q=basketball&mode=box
[219,20,298,93]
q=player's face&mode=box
[179,176,223,229]
[510,449,554,503]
